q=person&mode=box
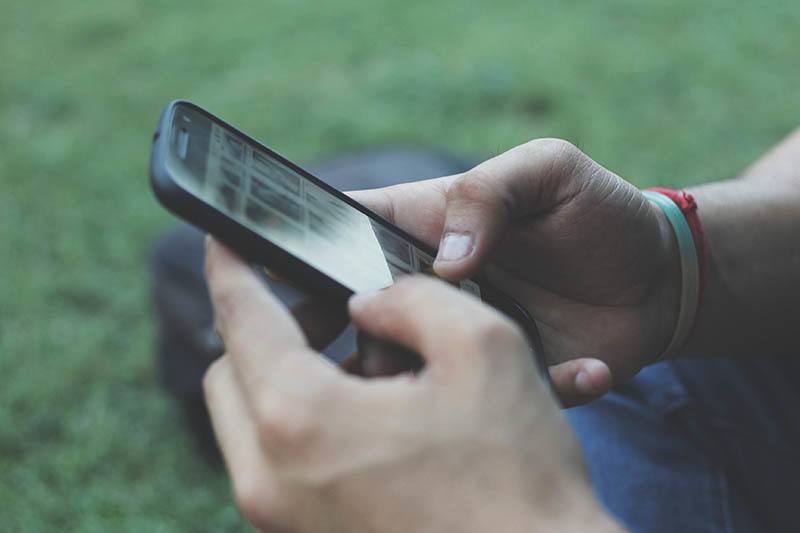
[201,132,800,532]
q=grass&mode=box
[1,0,799,530]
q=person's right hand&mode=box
[345,139,681,406]
[204,240,625,532]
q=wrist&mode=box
[499,479,627,533]
[531,490,627,533]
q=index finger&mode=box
[204,237,339,398]
[348,276,530,379]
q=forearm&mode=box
[681,129,800,357]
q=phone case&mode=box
[150,100,551,388]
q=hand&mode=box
[350,139,680,405]
[203,238,623,533]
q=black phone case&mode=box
[149,100,550,386]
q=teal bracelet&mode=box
[642,191,699,359]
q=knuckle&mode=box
[447,166,518,221]
[526,138,584,174]
[446,170,495,205]
[521,138,590,202]
[255,391,322,452]
[526,137,579,160]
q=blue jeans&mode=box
[567,357,800,533]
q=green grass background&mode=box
[1,0,798,530]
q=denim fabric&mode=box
[567,358,800,533]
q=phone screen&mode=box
[165,106,482,297]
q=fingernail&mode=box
[438,232,474,262]
[575,370,594,394]
[349,290,379,312]
[574,360,608,395]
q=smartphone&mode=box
[149,100,547,378]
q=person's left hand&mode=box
[203,237,622,533]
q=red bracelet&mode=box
[646,187,706,289]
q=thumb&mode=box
[548,358,614,407]
[433,170,512,280]
[433,138,584,280]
